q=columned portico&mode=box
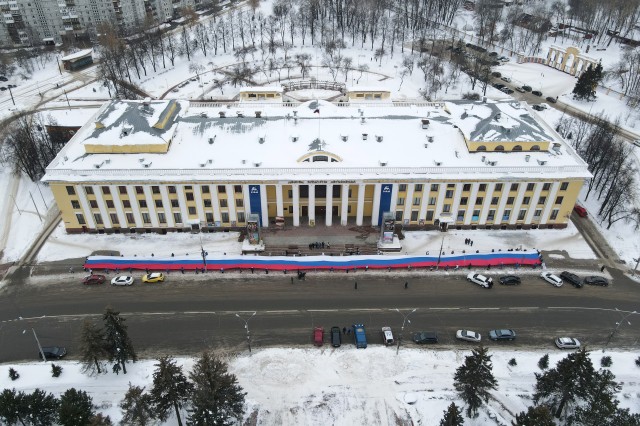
[341,184,349,225]
[371,183,381,226]
[308,184,315,225]
[326,184,333,226]
[356,184,366,226]
[275,184,284,217]
[292,185,300,226]
[260,184,269,228]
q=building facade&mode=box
[43,99,591,234]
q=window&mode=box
[510,183,519,192]
[538,196,546,205]
[123,200,131,208]
[411,211,419,221]
[502,209,511,221]
[495,145,505,151]
[491,197,499,205]
[426,211,434,221]
[512,145,522,151]
[201,185,210,194]
[475,197,484,205]
[236,199,244,207]
[119,186,127,194]
[218,185,226,194]
[139,200,147,208]
[188,207,196,215]
[487,210,495,221]
[550,209,559,220]
[428,197,437,205]
[90,200,98,208]
[221,212,230,223]
[531,145,541,151]
[76,213,85,225]
[526,183,535,191]
[479,184,487,192]
[174,212,182,223]
[135,186,144,194]
[94,213,103,225]
[495,183,503,191]
[518,210,526,220]
[460,197,468,205]
[522,197,530,205]
[413,197,421,206]
[431,184,439,191]
[447,183,455,188]
[288,190,293,198]
[158,213,166,224]
[71,200,80,209]
[534,209,542,218]
[234,185,242,193]
[85,186,94,195]
[237,212,245,222]
[152,186,160,194]
[445,190,454,198]
[395,211,403,221]
[542,183,551,191]
[186,193,194,201]
[443,204,451,213]
[560,182,569,191]
[185,186,192,190]
[155,200,163,208]
[555,196,563,204]
[477,145,487,151]
[109,213,119,226]
[168,186,176,194]
[220,199,228,208]
[397,198,405,206]
[171,200,179,208]
[204,199,212,207]
[415,184,423,192]
[399,184,407,192]
[106,200,115,209]
[66,186,75,195]
[463,184,471,191]
[142,213,151,224]
[472,210,480,221]
[506,197,514,205]
[206,212,214,223]
[457,210,465,221]
[126,213,135,224]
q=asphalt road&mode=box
[1,268,639,363]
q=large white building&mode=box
[43,98,591,234]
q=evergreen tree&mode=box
[512,405,553,426]
[150,356,193,426]
[80,319,109,376]
[453,346,498,418]
[25,388,59,426]
[572,62,603,101]
[119,384,156,426]
[89,413,113,426]
[439,402,464,426]
[0,388,28,425]
[570,368,623,425]
[187,352,246,426]
[102,306,137,374]
[58,388,95,426]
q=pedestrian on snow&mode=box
[181,267,184,274]
[600,265,606,272]
[354,281,358,290]
[404,281,408,289]
[343,327,347,335]
[470,240,474,247]
[290,277,294,285]
[69,267,74,273]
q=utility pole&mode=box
[63,89,71,109]
[32,328,47,362]
[36,183,48,209]
[604,309,637,352]
[436,234,445,267]
[30,191,43,222]
[7,85,15,106]
[236,312,256,353]
[10,194,22,215]
[395,308,417,355]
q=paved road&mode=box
[1,269,638,362]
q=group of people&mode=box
[309,241,330,249]
[464,238,474,246]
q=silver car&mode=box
[111,275,134,286]
[456,330,481,343]
[540,272,563,287]
[555,337,580,349]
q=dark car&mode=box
[522,85,532,92]
[493,83,505,90]
[413,331,438,344]
[330,326,341,347]
[584,276,609,287]
[560,271,583,288]
[499,275,521,285]
[82,274,106,285]
[0,76,7,81]
[546,96,558,103]
[532,90,543,96]
[489,329,516,341]
[7,84,16,88]
[40,346,67,360]
[0,87,6,91]
[532,105,545,111]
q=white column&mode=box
[292,184,300,226]
[450,183,463,223]
[479,183,495,224]
[142,186,159,227]
[341,184,349,226]
[242,185,251,222]
[125,186,143,227]
[109,185,126,227]
[260,184,269,228]
[371,183,381,226]
[92,185,111,228]
[325,184,333,226]
[356,184,366,226]
[193,186,206,225]
[225,184,237,223]
[308,184,315,224]
[77,186,96,228]
[160,186,175,227]
[434,184,446,217]
[509,183,527,225]
[389,183,399,218]
[525,183,543,223]
[494,185,510,225]
[541,182,560,224]
[176,185,189,225]
[211,185,222,224]
[275,184,284,217]
[464,183,480,225]
[403,183,414,223]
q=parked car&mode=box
[501,76,512,82]
[7,84,16,88]
[546,96,558,104]
[381,326,394,346]
[111,275,134,286]
[522,85,532,92]
[40,346,67,360]
[488,51,498,57]
[493,83,505,90]
[532,105,545,111]
[413,331,438,344]
[489,329,516,341]
[584,276,609,287]
[515,86,525,93]
[0,76,7,81]
[501,87,514,94]
[555,337,580,349]
[499,275,521,285]
[540,272,563,287]
[491,71,502,78]
[330,326,342,347]
[142,272,165,283]
[313,326,324,346]
[467,272,493,288]
[456,330,481,343]
[560,271,583,288]
[532,90,543,96]
[353,324,367,348]
[633,140,640,148]
[82,274,105,285]
[573,205,588,217]
[498,56,510,62]
[0,87,7,91]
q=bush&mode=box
[492,71,501,78]
[601,356,612,367]
[52,363,63,377]
[9,367,19,381]
[635,356,640,367]
[508,358,517,366]
[538,354,549,370]
[462,92,481,101]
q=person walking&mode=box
[354,281,358,290]
[404,281,408,289]
[343,327,347,335]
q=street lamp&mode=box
[604,308,636,352]
[235,312,256,353]
[394,308,417,355]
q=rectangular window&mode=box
[428,197,436,205]
[236,199,244,207]
[220,199,228,208]
[66,186,75,195]
[126,213,135,224]
[411,211,419,221]
[237,212,245,222]
[527,183,535,191]
[560,182,569,191]
[506,197,514,205]
[550,209,559,220]
[206,213,214,223]
[445,190,454,198]
[518,209,526,220]
[110,213,119,226]
[221,212,230,223]
[463,183,471,191]
[538,196,546,205]
[491,197,499,205]
[71,200,80,209]
[426,210,434,221]
[397,197,405,206]
[186,193,194,201]
[457,210,465,221]
[555,196,563,204]
[135,186,144,194]
[487,210,495,221]
[472,210,480,221]
[201,185,210,194]
[414,184,423,192]
[443,204,451,213]
[510,183,519,192]
[94,213,103,225]
[447,183,455,188]
[460,197,468,206]
[522,197,530,205]
[151,186,160,194]
[185,186,192,190]
[168,186,176,194]
[85,186,94,195]
[431,184,439,191]
[119,186,127,194]
[174,212,182,223]
[106,200,115,208]
[123,200,131,208]
[543,183,551,191]
[479,184,487,192]
[399,184,407,192]
[90,200,98,208]
[476,197,483,205]
[142,213,151,224]
[139,200,147,208]
[395,211,403,221]
[502,210,511,221]
[188,207,196,215]
[288,190,293,198]
[158,213,166,224]
[204,199,212,208]
[413,197,421,206]
[534,209,542,218]
[171,200,179,208]
[155,199,163,208]
[234,185,243,193]
[76,213,85,225]
[495,183,503,191]
[218,185,226,194]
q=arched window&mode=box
[512,145,523,151]
[312,155,329,162]
[530,145,541,151]
[495,145,505,151]
[477,145,487,151]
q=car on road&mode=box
[633,140,640,148]
[413,331,438,344]
[82,274,105,285]
[0,76,7,81]
[498,56,510,63]
[171,88,179,92]
[573,204,588,217]
[0,87,6,91]
[330,326,341,347]
[540,272,563,287]
[7,84,16,88]
[560,271,583,288]
[532,90,543,96]
[142,272,165,283]
[493,83,506,90]
[381,326,394,346]
[353,324,367,348]
[501,87,514,94]
[456,329,481,343]
[555,337,581,349]
[489,329,516,341]
[584,276,609,286]
[467,272,493,288]
[111,275,134,286]
[313,326,324,346]
[532,105,545,111]
[546,96,558,104]
[499,275,521,285]
[40,346,67,360]
[515,86,525,93]
[522,85,532,92]
[500,76,512,82]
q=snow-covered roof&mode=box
[61,49,93,62]
[239,86,284,93]
[43,99,591,183]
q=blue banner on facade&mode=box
[378,184,393,225]
[249,185,262,226]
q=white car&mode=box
[540,272,563,287]
[111,275,134,286]
[467,273,493,288]
[555,337,580,349]
[456,330,481,343]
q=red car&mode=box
[573,205,588,217]
[82,274,106,285]
[313,327,324,346]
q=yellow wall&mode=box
[466,140,550,152]
[84,141,169,154]
[348,91,391,101]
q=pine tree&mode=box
[58,388,95,426]
[570,368,622,425]
[89,413,113,426]
[120,384,156,426]
[26,388,59,425]
[187,352,246,426]
[0,388,28,425]
[572,62,603,101]
[80,319,109,376]
[453,346,498,418]
[102,306,137,374]
[512,405,553,426]
[439,402,464,426]
[150,356,193,426]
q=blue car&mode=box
[489,329,516,341]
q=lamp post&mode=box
[235,311,256,353]
[394,308,417,355]
[604,308,636,352]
